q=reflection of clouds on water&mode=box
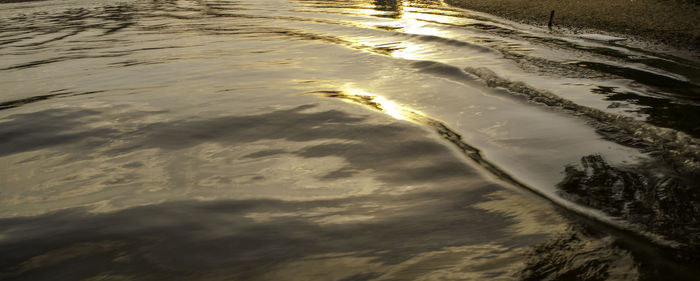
[474,190,568,236]
[0,102,477,216]
[0,179,648,280]
[0,108,118,157]
[0,185,534,280]
[0,100,646,280]
[0,95,682,280]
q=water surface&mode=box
[1,0,699,280]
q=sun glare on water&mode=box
[337,89,430,123]
[370,95,408,120]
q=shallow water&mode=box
[1,0,699,280]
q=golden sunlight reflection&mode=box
[369,95,408,120]
[371,0,404,19]
[307,89,430,123]
[325,0,474,60]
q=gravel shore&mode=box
[445,0,699,49]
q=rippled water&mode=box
[1,0,699,280]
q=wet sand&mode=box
[445,0,700,49]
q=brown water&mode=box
[1,0,699,280]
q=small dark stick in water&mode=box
[548,10,555,30]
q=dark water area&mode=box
[1,0,699,280]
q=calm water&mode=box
[1,0,699,280]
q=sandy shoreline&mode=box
[3,0,697,50]
[444,0,699,50]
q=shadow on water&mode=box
[495,51,700,138]
[551,155,700,281]
[0,187,525,280]
[557,155,700,256]
[0,188,696,280]
[570,61,700,100]
[0,108,120,157]
[519,224,700,281]
[591,86,700,137]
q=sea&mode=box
[1,0,699,280]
